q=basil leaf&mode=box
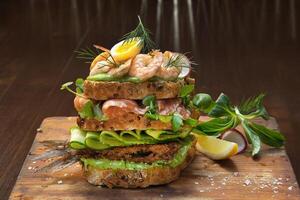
[192,93,214,113]
[78,100,94,119]
[208,93,234,117]
[248,122,285,147]
[172,114,183,131]
[241,120,261,156]
[179,84,195,97]
[193,117,238,136]
[75,78,84,94]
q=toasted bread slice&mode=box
[83,141,196,188]
[84,79,186,100]
[77,116,172,131]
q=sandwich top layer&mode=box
[88,50,191,83]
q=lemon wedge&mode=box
[195,134,238,160]
[110,37,142,62]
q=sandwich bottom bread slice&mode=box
[70,127,196,188]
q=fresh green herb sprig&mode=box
[121,16,156,53]
[60,79,85,98]
[192,93,285,156]
[165,53,197,69]
[75,47,100,63]
[79,101,108,121]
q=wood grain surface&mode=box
[1,1,300,199]
[9,117,300,200]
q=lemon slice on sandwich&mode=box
[195,134,238,160]
[110,37,142,62]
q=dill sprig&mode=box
[93,45,119,67]
[165,53,197,68]
[121,16,156,53]
[75,47,100,63]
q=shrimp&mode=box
[74,96,90,112]
[108,58,132,78]
[90,52,110,70]
[129,51,163,81]
[155,51,182,80]
[89,60,113,76]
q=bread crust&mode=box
[84,80,186,100]
[77,116,172,131]
[83,142,196,188]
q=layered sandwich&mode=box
[57,17,285,188]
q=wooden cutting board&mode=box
[10,117,300,200]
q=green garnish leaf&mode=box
[143,95,157,114]
[193,117,238,136]
[208,93,234,117]
[238,93,265,115]
[60,82,73,90]
[144,113,159,120]
[179,84,195,97]
[78,100,94,119]
[75,47,100,63]
[241,120,261,156]
[192,93,214,112]
[184,118,198,127]
[75,78,84,94]
[248,122,285,147]
[93,103,108,121]
[172,114,183,131]
[158,115,173,123]
[60,81,85,98]
[121,16,156,53]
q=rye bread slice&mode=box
[83,79,186,100]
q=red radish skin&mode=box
[220,129,247,154]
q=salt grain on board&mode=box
[244,179,252,186]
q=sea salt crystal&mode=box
[194,182,199,185]
[244,179,252,186]
[199,190,205,193]
[222,182,226,185]
[57,180,63,184]
[64,173,68,177]
[32,161,36,164]
[28,166,32,170]
[288,186,293,191]
[233,172,239,176]
[160,194,164,198]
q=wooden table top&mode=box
[0,0,300,199]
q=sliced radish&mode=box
[178,54,191,78]
[220,129,247,154]
[178,67,191,78]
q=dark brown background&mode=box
[0,0,299,199]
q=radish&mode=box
[220,129,247,154]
